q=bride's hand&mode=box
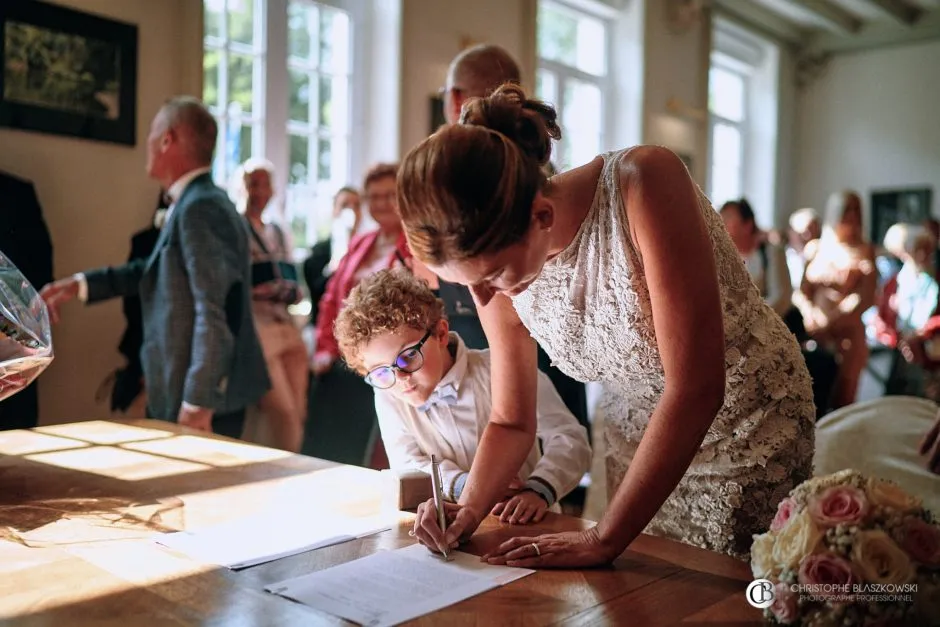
[412,499,483,554]
[481,527,620,569]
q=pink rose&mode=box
[770,582,798,624]
[771,498,797,532]
[807,486,869,528]
[798,553,857,590]
[900,518,940,566]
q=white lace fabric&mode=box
[512,149,816,558]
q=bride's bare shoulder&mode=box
[617,145,690,183]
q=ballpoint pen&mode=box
[430,454,450,560]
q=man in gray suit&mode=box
[40,97,269,435]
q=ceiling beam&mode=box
[856,0,923,25]
[712,0,807,46]
[786,0,864,34]
[805,5,940,53]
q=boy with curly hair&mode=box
[335,268,591,524]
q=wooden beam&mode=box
[712,0,807,46]
[787,0,863,34]
[806,7,940,54]
[855,0,923,25]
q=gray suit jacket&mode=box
[85,173,270,419]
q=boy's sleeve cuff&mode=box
[525,477,557,507]
[449,472,468,501]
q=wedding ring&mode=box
[531,543,541,557]
[408,530,416,537]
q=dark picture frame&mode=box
[870,187,933,246]
[0,0,138,146]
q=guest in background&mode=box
[335,269,591,523]
[106,191,170,415]
[304,186,362,327]
[794,190,877,408]
[39,97,269,436]
[720,198,792,317]
[0,170,54,430]
[876,223,939,345]
[305,163,409,467]
[786,207,821,289]
[234,158,307,452]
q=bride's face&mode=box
[429,202,554,307]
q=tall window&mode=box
[203,0,355,257]
[535,0,610,172]
[707,58,747,206]
[203,0,265,187]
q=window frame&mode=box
[706,53,751,206]
[203,0,366,259]
[536,0,614,171]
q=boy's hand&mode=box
[491,490,548,525]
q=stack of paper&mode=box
[266,543,534,627]
[155,516,390,569]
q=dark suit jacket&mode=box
[304,237,332,325]
[84,173,269,419]
[0,171,53,429]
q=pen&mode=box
[430,454,449,559]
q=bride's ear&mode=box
[531,193,555,233]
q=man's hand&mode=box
[178,404,214,432]
[39,277,80,324]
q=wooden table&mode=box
[0,419,762,626]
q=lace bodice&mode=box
[511,149,815,556]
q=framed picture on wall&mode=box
[429,95,446,135]
[870,187,933,245]
[0,0,138,146]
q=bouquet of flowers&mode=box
[0,250,52,402]
[751,469,940,626]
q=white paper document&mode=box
[155,516,391,569]
[265,543,534,627]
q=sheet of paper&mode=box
[265,543,534,627]
[155,515,391,569]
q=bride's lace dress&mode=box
[511,149,816,558]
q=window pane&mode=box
[320,76,349,133]
[227,0,254,46]
[710,122,743,205]
[204,0,224,39]
[203,49,220,108]
[228,52,254,114]
[317,138,331,181]
[289,134,309,185]
[319,7,350,74]
[288,1,315,61]
[536,68,557,106]
[538,1,606,76]
[562,79,602,168]
[289,69,310,123]
[709,66,745,123]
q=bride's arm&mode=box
[593,145,727,554]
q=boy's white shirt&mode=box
[374,332,592,502]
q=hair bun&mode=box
[459,83,561,166]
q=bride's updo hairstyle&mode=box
[397,84,561,265]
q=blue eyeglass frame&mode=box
[364,329,434,389]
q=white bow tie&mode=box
[418,383,458,413]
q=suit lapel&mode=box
[144,173,213,273]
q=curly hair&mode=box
[335,268,445,373]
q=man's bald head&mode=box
[158,96,218,166]
[443,44,521,124]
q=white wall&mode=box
[0,0,202,425]
[398,0,537,156]
[795,40,940,222]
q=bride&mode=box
[398,85,815,567]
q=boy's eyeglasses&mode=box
[364,329,433,389]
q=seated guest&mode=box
[233,158,307,452]
[875,223,939,347]
[304,186,362,326]
[335,269,591,523]
[306,163,409,467]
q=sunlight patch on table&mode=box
[34,421,174,445]
[0,430,90,456]
[26,446,211,481]
[120,435,292,467]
